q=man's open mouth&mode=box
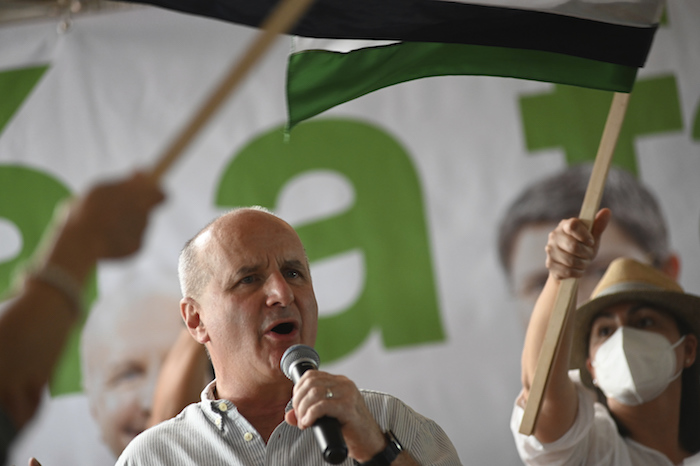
[271,322,295,335]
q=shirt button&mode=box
[243,432,254,442]
[215,418,222,428]
[218,402,228,412]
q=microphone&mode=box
[281,344,348,464]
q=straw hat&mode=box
[570,257,700,389]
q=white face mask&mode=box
[591,326,685,406]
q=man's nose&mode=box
[265,272,294,307]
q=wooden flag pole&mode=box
[518,91,631,435]
[149,0,316,181]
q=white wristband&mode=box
[31,263,84,317]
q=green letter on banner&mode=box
[520,76,683,174]
[0,165,95,395]
[692,100,700,142]
[0,65,49,136]
[216,119,444,362]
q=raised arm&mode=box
[519,208,610,443]
[148,327,212,427]
[0,172,164,433]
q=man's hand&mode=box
[284,370,387,463]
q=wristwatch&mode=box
[354,430,403,466]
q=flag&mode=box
[123,0,664,127]
[284,0,665,128]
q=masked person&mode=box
[512,208,700,465]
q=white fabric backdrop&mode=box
[1,2,699,464]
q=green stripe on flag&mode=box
[287,42,638,129]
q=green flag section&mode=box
[287,39,641,129]
[283,0,664,128]
[120,0,662,129]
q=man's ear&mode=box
[181,297,209,344]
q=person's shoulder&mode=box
[359,390,460,464]
[359,389,407,406]
[359,388,417,405]
[121,417,178,454]
[147,401,206,433]
[358,389,430,424]
[117,403,204,463]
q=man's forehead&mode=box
[222,209,295,237]
[202,211,307,264]
[197,211,281,245]
[193,228,213,250]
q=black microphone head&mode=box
[281,344,320,380]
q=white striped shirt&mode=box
[116,380,461,465]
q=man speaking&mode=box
[116,207,460,466]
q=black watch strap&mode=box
[355,430,403,466]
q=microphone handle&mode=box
[313,416,348,464]
[291,362,348,464]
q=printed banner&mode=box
[1,3,699,465]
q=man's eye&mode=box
[285,270,300,279]
[597,326,613,337]
[240,275,256,284]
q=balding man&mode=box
[116,207,461,466]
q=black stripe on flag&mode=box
[127,0,657,68]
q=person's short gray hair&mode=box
[497,163,670,277]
